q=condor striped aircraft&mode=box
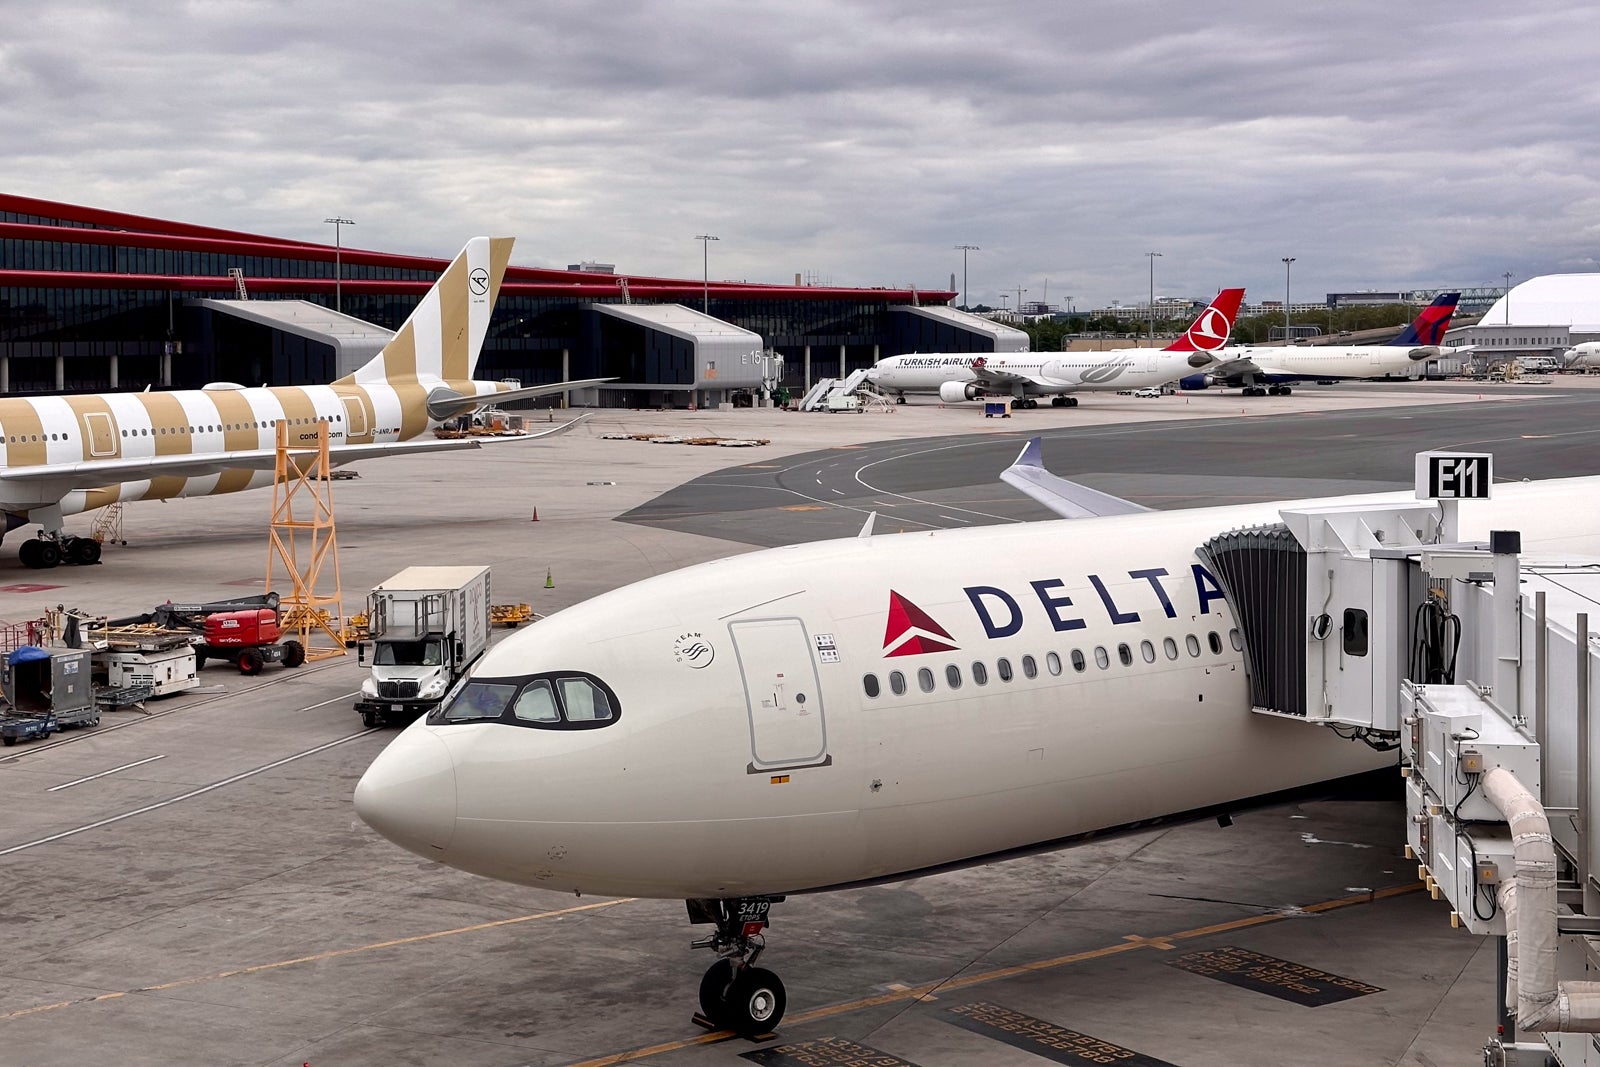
[0,237,604,569]
[356,437,1600,1036]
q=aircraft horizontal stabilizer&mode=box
[999,437,1151,520]
[426,379,617,420]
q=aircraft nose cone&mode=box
[355,727,458,856]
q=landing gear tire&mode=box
[1051,396,1066,407]
[698,958,735,1027]
[895,395,906,405]
[725,967,785,1037]
[1278,385,1293,395]
[238,649,265,675]
[69,537,101,565]
[1067,396,1079,407]
[35,540,60,568]
[18,540,40,569]
[282,640,306,668]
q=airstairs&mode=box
[798,369,876,412]
[1197,451,1600,1065]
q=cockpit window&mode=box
[511,679,559,723]
[559,677,614,722]
[430,671,621,730]
[440,681,517,722]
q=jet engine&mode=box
[938,381,983,403]
[1178,374,1214,390]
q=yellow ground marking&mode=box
[558,882,1424,1066]
[779,505,830,512]
[0,897,633,1022]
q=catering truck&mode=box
[354,565,492,727]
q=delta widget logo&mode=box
[883,591,959,657]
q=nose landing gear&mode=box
[687,896,787,1037]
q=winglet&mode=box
[858,511,878,538]
[999,437,1153,520]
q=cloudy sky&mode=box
[5,0,1598,309]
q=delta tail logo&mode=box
[883,591,959,657]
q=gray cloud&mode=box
[4,0,1598,307]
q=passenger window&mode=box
[997,658,1013,682]
[972,661,989,686]
[1022,655,1037,679]
[918,667,935,693]
[1163,637,1178,660]
[1046,651,1061,676]
[1140,640,1155,663]
[945,664,963,689]
[1070,649,1085,672]
[1095,646,1110,669]
[559,677,614,722]
[889,670,906,696]
[511,680,559,723]
[863,674,881,698]
[1229,628,1244,651]
[1208,631,1223,655]
[1117,643,1133,666]
[1343,609,1369,657]
[1186,634,1201,657]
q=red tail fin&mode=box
[1163,288,1245,353]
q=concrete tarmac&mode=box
[1,378,1597,1066]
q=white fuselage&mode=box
[356,476,1600,900]
[869,349,1194,398]
[1207,344,1428,384]
[1565,342,1600,370]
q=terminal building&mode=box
[0,193,1027,406]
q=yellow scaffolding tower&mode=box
[265,422,347,662]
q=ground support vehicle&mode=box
[355,566,492,727]
[196,610,306,676]
[92,627,199,697]
[0,711,59,746]
[3,646,98,730]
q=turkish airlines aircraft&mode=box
[355,439,1600,1036]
[0,237,606,569]
[865,288,1244,408]
[1183,292,1460,396]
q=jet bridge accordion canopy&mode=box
[1197,524,1307,717]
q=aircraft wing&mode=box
[999,437,1152,519]
[1204,355,1267,381]
[970,365,1032,387]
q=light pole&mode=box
[955,244,979,310]
[1144,251,1162,341]
[1281,257,1296,341]
[1503,271,1513,324]
[323,216,354,313]
[695,235,719,314]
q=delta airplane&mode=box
[0,237,607,569]
[1564,341,1600,370]
[1181,292,1460,396]
[355,437,1600,1037]
[865,289,1244,408]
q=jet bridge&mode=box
[1199,451,1600,1065]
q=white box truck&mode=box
[354,565,492,727]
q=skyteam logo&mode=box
[673,632,715,668]
[1183,306,1232,351]
[883,591,958,657]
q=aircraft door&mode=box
[84,412,117,457]
[341,394,373,443]
[729,617,830,772]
